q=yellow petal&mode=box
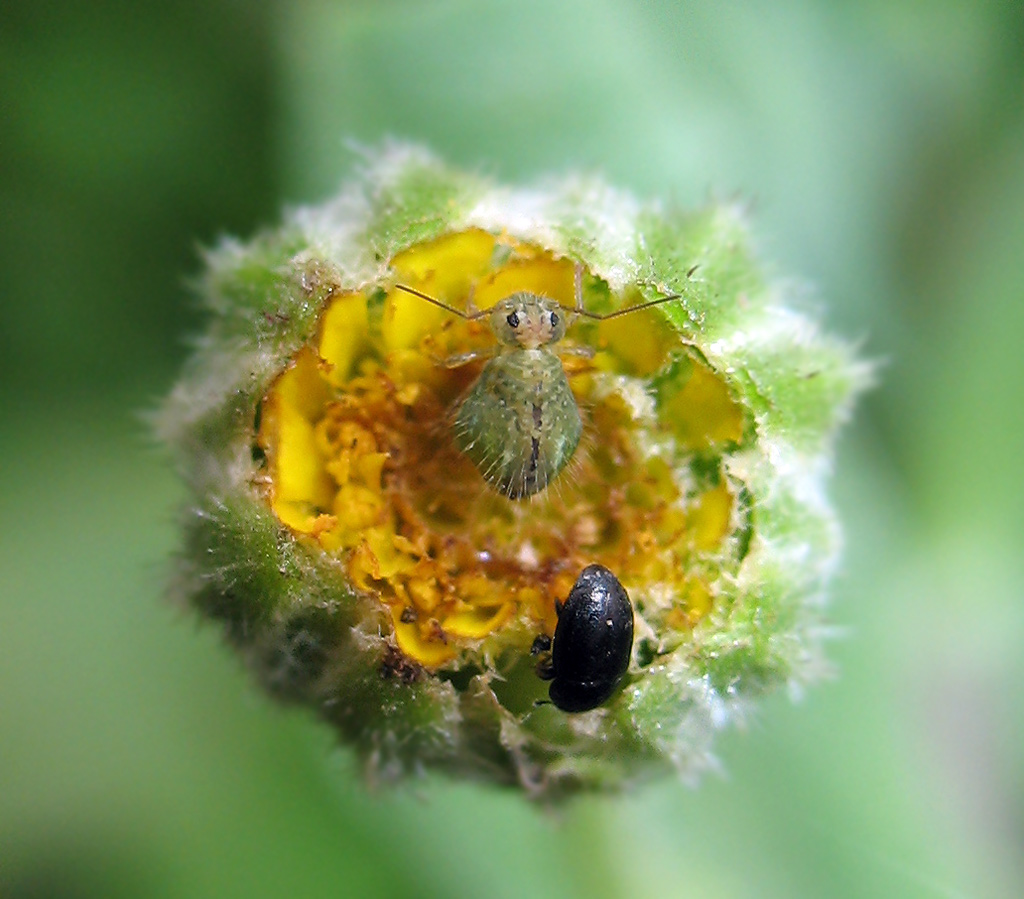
[690,481,734,551]
[660,359,744,449]
[319,293,369,387]
[393,615,457,668]
[274,403,335,507]
[444,602,515,639]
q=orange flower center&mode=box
[258,230,745,667]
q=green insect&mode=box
[395,266,681,500]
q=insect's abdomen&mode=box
[454,350,582,499]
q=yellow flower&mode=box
[259,229,742,670]
[160,145,867,797]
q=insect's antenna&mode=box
[394,283,486,320]
[577,293,681,322]
[570,263,697,321]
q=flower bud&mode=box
[159,144,868,799]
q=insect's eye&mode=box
[506,311,520,329]
[550,311,560,328]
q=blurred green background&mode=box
[3,1,1022,896]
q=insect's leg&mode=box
[557,263,596,359]
[531,632,555,679]
[561,344,595,360]
[464,282,481,318]
[442,345,495,368]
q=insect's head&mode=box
[489,292,568,349]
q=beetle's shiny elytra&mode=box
[537,563,634,713]
[394,269,682,500]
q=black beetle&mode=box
[535,563,634,712]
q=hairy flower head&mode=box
[159,144,867,798]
